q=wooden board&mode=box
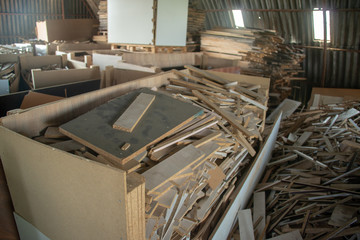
[253,191,266,235]
[237,209,255,240]
[32,67,100,89]
[142,144,204,193]
[36,19,96,42]
[267,230,303,240]
[308,87,360,108]
[113,93,155,132]
[0,126,129,240]
[19,55,63,72]
[59,88,203,165]
[20,92,64,109]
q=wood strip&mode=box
[253,192,266,235]
[192,90,254,138]
[142,144,204,194]
[237,209,255,240]
[113,93,155,132]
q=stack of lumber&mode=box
[201,29,305,100]
[98,0,107,31]
[229,100,360,239]
[30,66,269,239]
[93,0,108,42]
[186,8,206,51]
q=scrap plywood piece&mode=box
[253,191,266,235]
[20,92,64,109]
[267,230,303,240]
[60,88,203,165]
[266,98,301,123]
[113,93,155,132]
[207,166,225,190]
[142,144,204,194]
[237,209,255,240]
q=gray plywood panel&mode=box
[108,0,154,44]
[155,0,188,46]
[60,88,203,164]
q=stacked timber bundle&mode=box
[98,0,107,31]
[201,29,305,101]
[29,66,270,239]
[229,100,360,239]
[93,0,108,42]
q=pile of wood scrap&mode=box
[30,66,270,239]
[201,29,305,101]
[0,62,19,93]
[93,0,108,42]
[229,100,360,239]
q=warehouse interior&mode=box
[0,0,359,239]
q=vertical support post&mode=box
[61,0,65,19]
[321,1,327,87]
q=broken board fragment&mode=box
[59,88,203,165]
[113,93,155,132]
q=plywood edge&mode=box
[0,125,129,239]
[1,71,174,137]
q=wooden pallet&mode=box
[111,44,187,53]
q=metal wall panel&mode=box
[0,0,95,44]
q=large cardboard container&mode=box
[36,19,97,42]
[0,70,270,239]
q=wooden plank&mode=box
[49,140,84,152]
[192,90,253,138]
[59,88,203,165]
[32,67,101,89]
[253,192,266,235]
[113,93,155,132]
[266,99,301,123]
[267,230,303,240]
[237,209,255,240]
[44,127,66,139]
[142,144,204,194]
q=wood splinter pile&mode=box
[141,65,269,239]
[229,100,360,240]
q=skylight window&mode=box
[313,8,330,41]
[232,10,245,28]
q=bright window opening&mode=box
[232,10,245,28]
[313,9,330,41]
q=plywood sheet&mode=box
[60,88,203,164]
[155,0,188,46]
[0,126,128,240]
[108,0,153,44]
[20,92,64,109]
[36,19,96,42]
[32,67,100,89]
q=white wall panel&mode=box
[108,0,154,44]
[155,0,188,46]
